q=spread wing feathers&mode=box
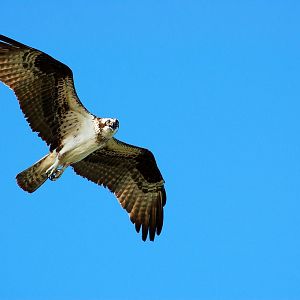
[71,138,166,241]
[0,35,90,151]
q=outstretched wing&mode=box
[72,138,166,241]
[0,35,89,151]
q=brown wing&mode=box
[72,138,166,241]
[0,35,89,151]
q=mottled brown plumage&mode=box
[0,35,166,241]
[73,139,166,241]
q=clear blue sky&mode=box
[0,1,299,299]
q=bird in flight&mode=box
[0,35,166,241]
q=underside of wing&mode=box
[0,35,89,150]
[71,138,166,241]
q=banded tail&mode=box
[16,153,56,193]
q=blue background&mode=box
[0,1,299,299]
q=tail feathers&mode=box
[16,153,56,193]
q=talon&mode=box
[49,172,58,181]
[47,165,67,181]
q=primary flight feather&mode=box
[0,35,166,241]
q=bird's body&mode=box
[0,35,166,241]
[49,116,118,171]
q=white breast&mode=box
[58,113,104,164]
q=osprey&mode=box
[0,35,166,241]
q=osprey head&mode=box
[99,118,119,138]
